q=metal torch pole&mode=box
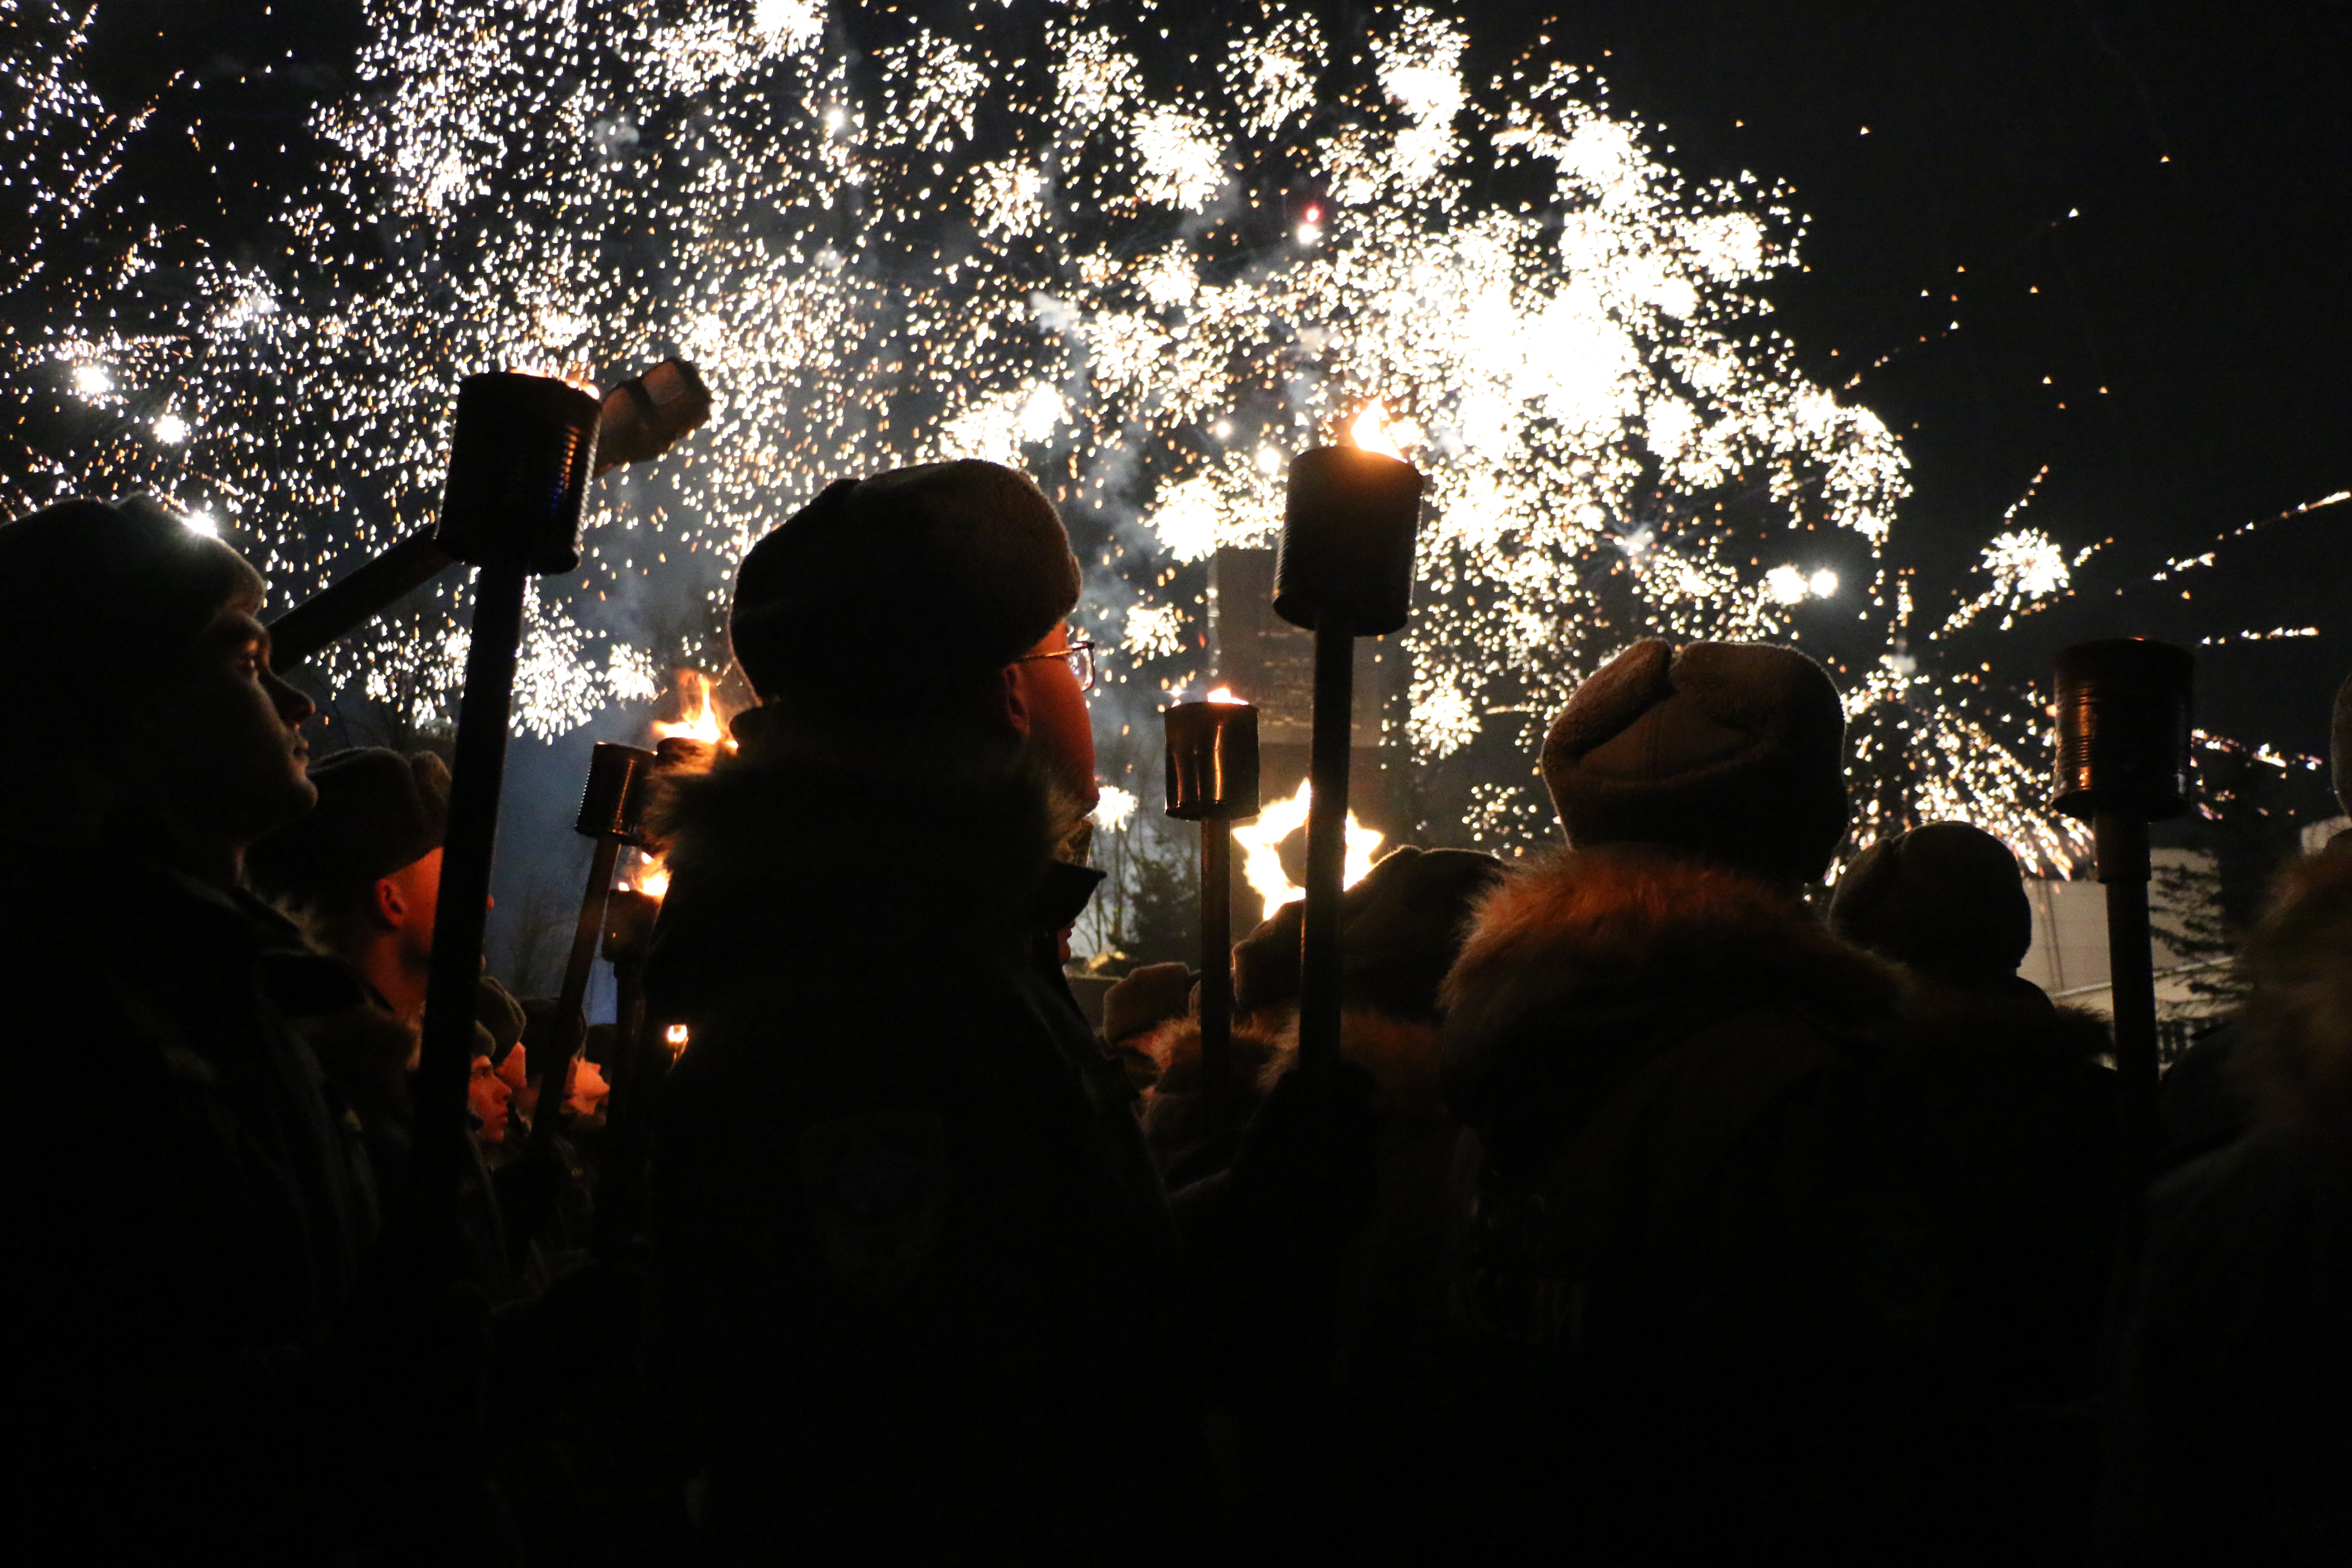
[2097,808,2160,1187]
[1297,622,1356,1077]
[411,564,527,1220]
[530,837,622,1155]
[1199,818,1235,1124]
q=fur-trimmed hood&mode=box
[2230,845,2352,1136]
[1894,970,2112,1065]
[646,710,1096,1009]
[1440,842,1902,1142]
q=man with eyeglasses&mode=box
[645,459,1213,1559]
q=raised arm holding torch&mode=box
[266,359,710,670]
[1164,693,1259,1134]
[1275,416,1423,1074]
[529,741,659,1156]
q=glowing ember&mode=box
[1232,780,1384,922]
[631,852,671,900]
[664,1022,691,1056]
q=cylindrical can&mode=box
[1164,699,1262,822]
[436,371,601,572]
[2052,638,2194,822]
[1274,445,1423,636]
[575,742,660,843]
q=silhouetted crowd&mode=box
[3,466,2347,1565]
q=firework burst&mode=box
[21,0,2092,867]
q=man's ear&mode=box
[997,662,1035,740]
[372,874,407,931]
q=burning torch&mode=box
[2051,637,2194,1189]
[1164,692,1260,1131]
[1277,411,1423,1073]
[528,741,659,1156]
[408,372,602,1223]
[265,359,710,670]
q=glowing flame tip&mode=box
[1347,404,1402,459]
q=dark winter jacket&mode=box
[0,831,377,1561]
[2105,848,2352,1566]
[1438,843,1943,1565]
[1893,974,2117,1400]
[646,715,1202,1560]
[1143,1006,1477,1554]
[1883,972,2119,1563]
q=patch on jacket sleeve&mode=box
[796,1108,947,1301]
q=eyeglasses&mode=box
[1014,637,1096,693]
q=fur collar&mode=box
[1896,971,2112,1063]
[1440,842,1900,1133]
[2231,846,2352,1136]
[646,713,1093,1000]
[1144,1006,1448,1122]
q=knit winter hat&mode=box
[729,460,1081,709]
[1233,845,1506,1021]
[247,747,451,909]
[1541,639,1848,884]
[0,499,264,726]
[1829,821,2033,983]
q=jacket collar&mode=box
[648,709,1100,999]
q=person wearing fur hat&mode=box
[0,499,385,1557]
[1437,638,1945,1564]
[2103,845,2352,1565]
[1832,821,2121,1560]
[651,460,1348,1559]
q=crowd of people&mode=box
[0,463,2345,1565]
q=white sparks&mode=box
[1091,784,1138,833]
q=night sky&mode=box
[66,0,2352,765]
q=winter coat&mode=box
[2104,848,2352,1566]
[1438,843,1944,1565]
[1143,1007,1478,1554]
[0,832,377,1561]
[646,717,1203,1561]
[1886,973,2119,1562]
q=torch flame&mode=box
[1348,403,1403,459]
[1231,780,1384,922]
[652,670,729,748]
[1206,686,1243,704]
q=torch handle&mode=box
[1296,621,1356,1075]
[411,564,528,1227]
[266,529,454,671]
[1199,820,1235,1133]
[2096,808,2160,1189]
[529,837,624,1156]
[590,957,653,1259]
